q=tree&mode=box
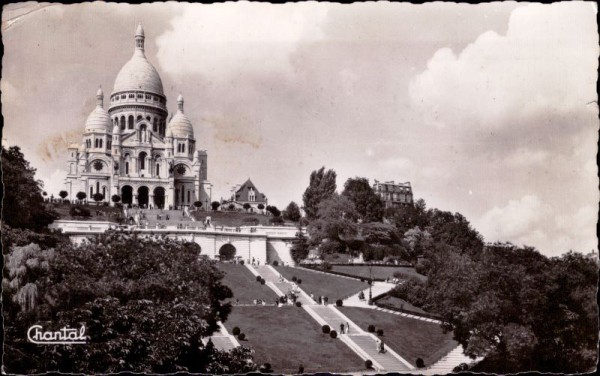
[308,194,358,249]
[211,201,221,211]
[59,190,68,201]
[3,232,243,373]
[284,201,301,222]
[290,224,310,264]
[266,205,281,217]
[111,194,121,204]
[76,191,87,203]
[257,203,265,210]
[92,192,104,205]
[243,203,251,212]
[194,201,203,209]
[0,146,57,230]
[228,203,235,210]
[302,167,337,220]
[341,177,384,222]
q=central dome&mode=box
[112,24,164,95]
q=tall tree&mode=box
[0,146,57,230]
[341,177,384,222]
[308,194,358,248]
[284,201,301,222]
[302,167,337,220]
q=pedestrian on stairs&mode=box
[347,322,350,333]
[379,340,386,354]
[376,338,381,352]
[298,364,304,374]
[340,323,345,334]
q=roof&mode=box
[234,179,267,203]
[167,94,194,138]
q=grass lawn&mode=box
[217,263,279,304]
[275,266,369,301]
[51,203,122,221]
[222,306,365,373]
[339,306,458,367]
[376,295,429,315]
[331,265,427,282]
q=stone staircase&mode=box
[411,345,479,375]
[307,305,413,372]
[255,265,314,304]
[203,321,240,352]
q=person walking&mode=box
[379,340,385,354]
[347,322,350,333]
[376,338,381,352]
[298,364,304,374]
[340,323,345,334]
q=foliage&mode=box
[1,146,58,230]
[295,302,302,307]
[243,203,251,211]
[111,194,121,204]
[211,201,221,211]
[59,190,68,200]
[257,203,265,210]
[365,359,373,369]
[76,191,87,201]
[336,299,343,307]
[232,327,241,336]
[238,333,246,341]
[290,225,310,264]
[228,203,235,210]
[266,205,281,217]
[416,358,425,368]
[302,167,337,220]
[376,329,384,336]
[69,205,91,218]
[92,192,105,203]
[3,232,239,373]
[367,325,375,333]
[194,201,203,208]
[283,201,301,222]
[341,177,385,222]
[296,279,302,284]
[272,260,279,266]
[256,276,262,282]
[322,325,331,334]
[329,330,338,339]
[269,216,284,224]
[308,194,358,247]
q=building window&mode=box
[129,93,134,99]
[249,189,255,202]
[153,119,158,132]
[102,186,106,197]
[187,190,190,203]
[139,152,147,170]
[125,162,129,175]
[128,115,134,129]
[121,94,126,99]
[156,163,160,176]
[90,187,93,197]
[146,94,151,100]
[137,93,143,99]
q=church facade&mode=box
[66,24,210,209]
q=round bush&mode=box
[232,327,241,336]
[336,299,343,307]
[292,276,297,282]
[256,275,262,282]
[367,325,375,333]
[360,278,365,282]
[260,278,266,285]
[238,333,246,341]
[239,260,245,265]
[297,279,302,284]
[329,330,338,339]
[365,360,373,369]
[453,363,469,372]
[272,260,279,266]
[295,301,302,307]
[377,329,384,336]
[416,358,425,368]
[322,325,331,334]
[261,363,273,373]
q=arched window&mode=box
[156,163,160,176]
[90,187,93,196]
[99,139,103,148]
[128,115,134,129]
[102,186,106,197]
[120,116,126,130]
[125,162,129,175]
[94,139,98,148]
[153,118,158,132]
[187,190,190,203]
[181,188,185,203]
[139,152,147,170]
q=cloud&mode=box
[409,3,598,134]
[39,169,68,197]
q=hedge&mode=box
[322,325,331,334]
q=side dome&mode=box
[85,88,112,133]
[112,24,164,95]
[167,94,194,138]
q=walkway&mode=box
[343,282,396,308]
[252,265,414,372]
[408,345,480,375]
[203,321,240,352]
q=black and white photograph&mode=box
[1,1,598,374]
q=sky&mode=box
[2,1,598,256]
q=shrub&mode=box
[324,297,328,303]
[63,199,70,204]
[377,329,384,336]
[295,301,302,307]
[272,260,279,266]
[238,333,246,341]
[336,299,343,307]
[260,363,273,373]
[321,261,332,271]
[453,363,469,372]
[416,358,425,368]
[193,200,203,209]
[292,276,297,282]
[70,205,91,218]
[232,327,241,336]
[297,279,302,284]
[256,276,262,282]
[367,325,375,333]
[260,278,266,285]
[239,260,245,265]
[365,360,373,369]
[270,216,284,224]
[329,330,337,339]
[322,325,331,334]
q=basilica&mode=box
[66,24,211,209]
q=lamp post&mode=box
[368,261,373,305]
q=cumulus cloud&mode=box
[409,3,598,133]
